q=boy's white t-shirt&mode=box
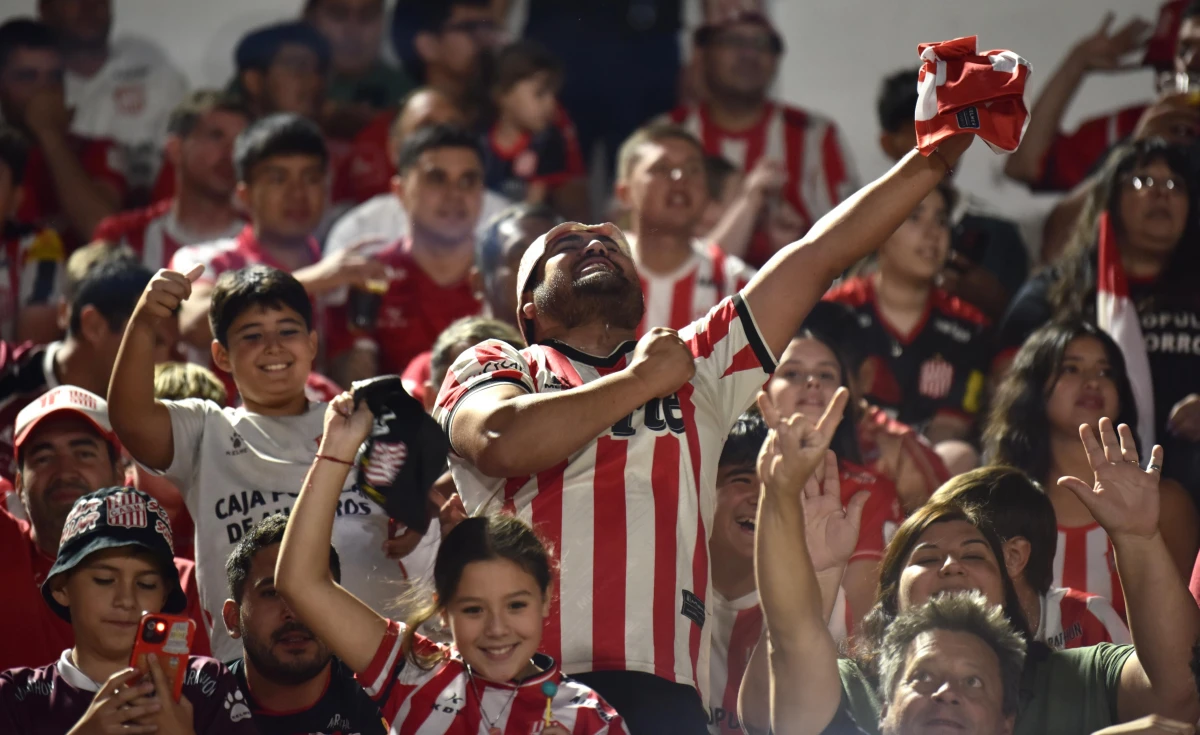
[157,398,432,661]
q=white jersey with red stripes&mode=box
[708,590,763,735]
[1053,522,1126,621]
[93,199,243,271]
[435,295,776,691]
[665,102,858,239]
[635,239,755,334]
[360,619,628,734]
[1037,586,1131,651]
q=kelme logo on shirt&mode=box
[224,690,251,722]
[956,106,981,130]
[226,432,247,456]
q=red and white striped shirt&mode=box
[1037,586,1130,651]
[360,619,627,735]
[1053,522,1125,621]
[665,102,857,266]
[636,239,755,335]
[435,295,776,690]
[93,199,244,271]
[708,590,762,735]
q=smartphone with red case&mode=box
[129,613,195,701]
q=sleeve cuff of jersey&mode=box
[358,618,404,699]
[733,293,778,373]
[442,378,533,456]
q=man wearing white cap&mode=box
[433,124,978,731]
[0,385,205,671]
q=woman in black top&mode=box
[998,138,1200,498]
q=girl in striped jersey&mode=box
[277,393,628,735]
[985,320,1199,620]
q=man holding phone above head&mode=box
[0,486,254,735]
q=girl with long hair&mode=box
[985,320,1198,617]
[998,138,1200,494]
[742,388,1200,735]
[760,305,907,636]
[276,394,627,735]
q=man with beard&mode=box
[433,117,978,731]
[328,124,485,385]
[0,385,206,671]
[665,11,856,268]
[223,513,385,735]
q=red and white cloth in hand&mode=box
[915,36,1031,155]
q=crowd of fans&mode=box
[2,0,1200,733]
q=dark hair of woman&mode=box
[1049,138,1200,316]
[856,502,1042,678]
[983,319,1140,482]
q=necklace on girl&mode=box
[466,665,522,735]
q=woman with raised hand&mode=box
[742,388,1200,735]
[275,393,629,735]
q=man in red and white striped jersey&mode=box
[935,465,1131,650]
[92,91,249,271]
[665,11,857,267]
[615,123,755,335]
[433,133,976,734]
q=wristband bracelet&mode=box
[316,454,355,467]
[928,147,955,178]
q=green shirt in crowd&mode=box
[838,643,1136,735]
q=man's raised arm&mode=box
[744,135,974,359]
[444,328,695,479]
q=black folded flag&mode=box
[351,375,449,534]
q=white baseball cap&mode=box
[14,386,118,458]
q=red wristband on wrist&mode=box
[316,454,355,467]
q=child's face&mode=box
[51,548,168,662]
[712,462,759,564]
[878,189,950,286]
[213,303,316,412]
[444,558,549,683]
[499,72,558,134]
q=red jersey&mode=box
[0,507,209,672]
[360,619,628,734]
[17,135,127,238]
[93,199,244,271]
[636,239,755,335]
[0,224,65,342]
[482,105,586,202]
[435,295,775,689]
[1037,586,1131,651]
[824,276,991,429]
[326,240,481,377]
[667,102,857,266]
[1034,104,1145,192]
[1054,522,1125,621]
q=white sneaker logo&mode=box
[224,690,252,722]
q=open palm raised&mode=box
[1057,418,1164,542]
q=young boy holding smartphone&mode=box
[0,487,254,735]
